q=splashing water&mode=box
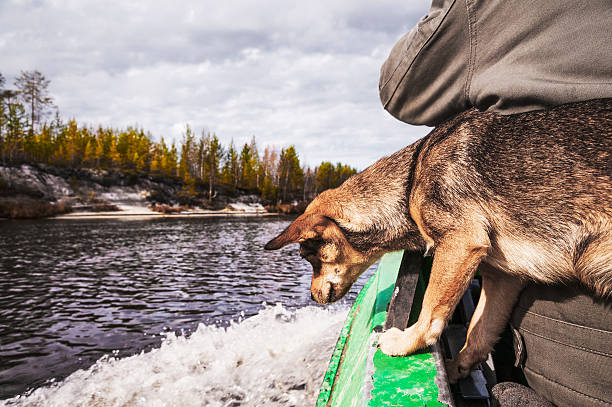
[2,305,347,407]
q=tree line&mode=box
[0,70,357,203]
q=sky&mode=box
[0,0,433,170]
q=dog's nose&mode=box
[310,292,316,301]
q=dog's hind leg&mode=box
[446,263,524,383]
[378,230,489,358]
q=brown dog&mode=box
[265,99,611,383]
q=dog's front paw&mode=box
[445,358,472,383]
[378,327,412,356]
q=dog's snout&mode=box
[310,282,336,304]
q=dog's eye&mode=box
[299,239,324,259]
[299,246,315,259]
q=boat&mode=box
[316,251,492,407]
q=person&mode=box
[379,2,612,406]
[379,0,612,127]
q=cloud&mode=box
[0,0,432,169]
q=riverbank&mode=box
[53,204,282,220]
[0,164,305,220]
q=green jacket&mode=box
[379,0,612,126]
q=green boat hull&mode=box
[316,251,451,407]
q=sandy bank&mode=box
[53,205,281,220]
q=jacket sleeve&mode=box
[379,0,472,127]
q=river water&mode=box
[0,216,375,406]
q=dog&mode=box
[264,98,611,383]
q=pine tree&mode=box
[36,124,53,164]
[14,70,54,136]
[222,140,239,191]
[248,136,261,189]
[261,175,277,202]
[94,137,104,168]
[134,129,151,171]
[62,119,81,166]
[160,138,170,176]
[201,132,223,202]
[83,139,96,167]
[179,125,195,182]
[108,135,121,168]
[5,100,27,163]
[168,142,178,177]
[278,145,303,202]
[260,146,278,201]
[315,161,334,192]
[150,142,162,174]
[239,142,253,189]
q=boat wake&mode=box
[2,305,347,407]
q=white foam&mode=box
[3,305,347,407]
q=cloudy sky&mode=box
[1,0,432,169]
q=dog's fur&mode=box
[264,98,612,382]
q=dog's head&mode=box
[263,145,425,304]
[264,212,381,304]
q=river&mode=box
[0,216,375,406]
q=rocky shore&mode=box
[0,164,294,219]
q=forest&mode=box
[0,70,357,205]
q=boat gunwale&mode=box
[316,271,377,406]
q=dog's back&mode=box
[415,98,611,295]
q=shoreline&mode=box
[54,207,283,220]
[0,205,285,221]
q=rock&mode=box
[0,165,73,198]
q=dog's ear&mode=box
[264,213,335,250]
